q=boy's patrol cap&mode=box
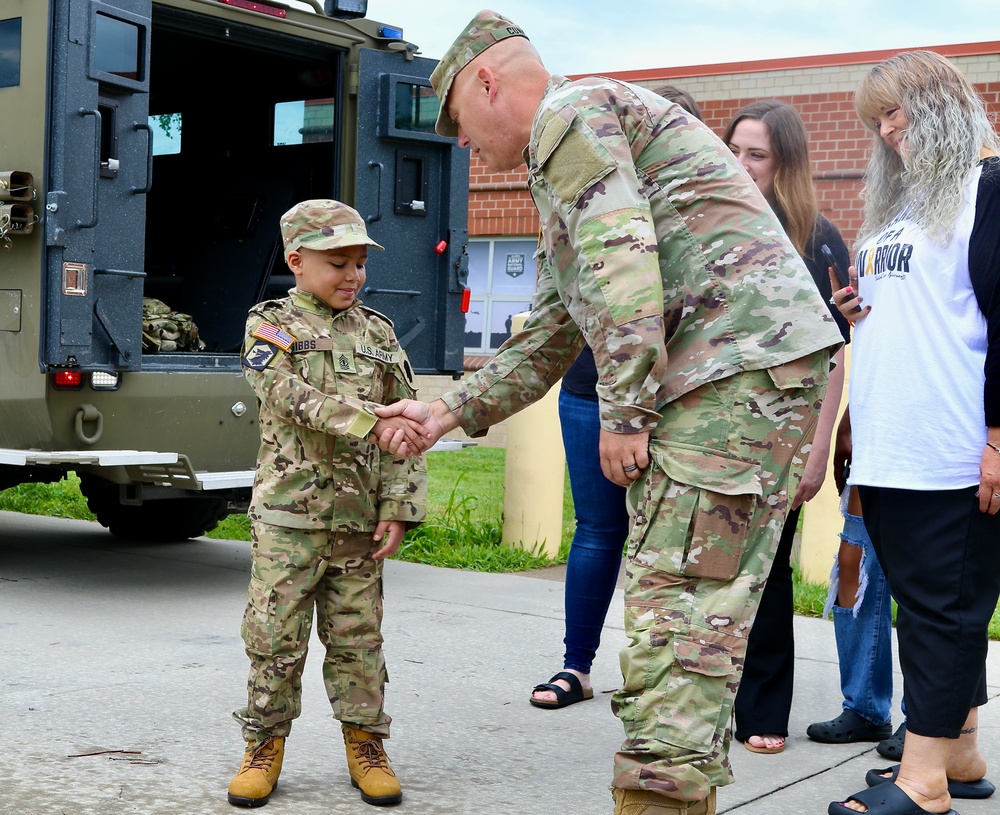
[429,9,527,138]
[280,199,384,260]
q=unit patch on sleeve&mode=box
[396,348,415,389]
[243,339,281,371]
[252,321,294,351]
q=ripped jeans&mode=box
[824,507,895,727]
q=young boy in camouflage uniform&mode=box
[228,200,427,808]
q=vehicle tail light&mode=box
[52,370,83,389]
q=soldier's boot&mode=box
[611,787,716,815]
[227,736,285,807]
[343,725,402,806]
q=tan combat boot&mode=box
[343,725,402,806]
[611,787,716,815]
[227,736,284,807]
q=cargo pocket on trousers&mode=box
[241,573,309,657]
[654,632,735,752]
[627,441,761,581]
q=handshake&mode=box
[368,399,459,457]
[371,395,653,488]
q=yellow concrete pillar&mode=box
[799,345,852,584]
[501,313,565,557]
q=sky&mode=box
[355,0,1000,76]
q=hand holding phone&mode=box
[822,243,866,319]
[821,243,850,289]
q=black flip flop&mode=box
[529,671,594,709]
[866,764,996,799]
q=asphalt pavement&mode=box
[2,510,998,815]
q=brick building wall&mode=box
[428,42,1000,449]
[466,42,1000,249]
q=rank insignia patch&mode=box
[243,339,281,370]
[335,351,357,373]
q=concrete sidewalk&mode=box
[2,510,998,814]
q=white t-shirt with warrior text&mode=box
[849,164,987,490]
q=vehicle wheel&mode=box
[79,477,229,541]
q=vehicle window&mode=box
[149,113,182,156]
[273,98,334,145]
[95,13,142,81]
[393,81,438,134]
[0,18,21,89]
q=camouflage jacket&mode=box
[443,76,843,435]
[242,288,426,531]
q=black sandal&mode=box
[829,783,957,815]
[529,671,594,709]
[866,764,995,800]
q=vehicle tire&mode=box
[79,476,230,541]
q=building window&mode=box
[465,238,537,353]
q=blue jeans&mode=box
[558,390,630,674]
[826,510,894,726]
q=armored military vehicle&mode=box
[0,0,469,539]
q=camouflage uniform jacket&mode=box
[243,288,426,531]
[443,76,844,435]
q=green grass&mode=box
[0,472,94,519]
[392,447,573,571]
[792,566,832,619]
[3,456,1000,638]
[209,512,251,541]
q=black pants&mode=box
[859,485,1000,739]
[733,505,798,740]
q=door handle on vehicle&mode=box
[367,161,383,224]
[77,108,101,228]
[131,122,153,195]
[74,403,104,446]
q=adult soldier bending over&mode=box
[374,10,843,815]
[228,200,426,808]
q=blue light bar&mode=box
[378,25,403,40]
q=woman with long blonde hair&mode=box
[830,50,1000,815]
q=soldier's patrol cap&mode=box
[280,199,384,261]
[429,9,528,138]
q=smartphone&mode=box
[821,243,850,289]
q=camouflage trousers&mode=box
[232,522,390,744]
[611,356,829,802]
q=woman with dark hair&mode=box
[829,50,1000,815]
[723,99,852,754]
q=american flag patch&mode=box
[252,322,294,350]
